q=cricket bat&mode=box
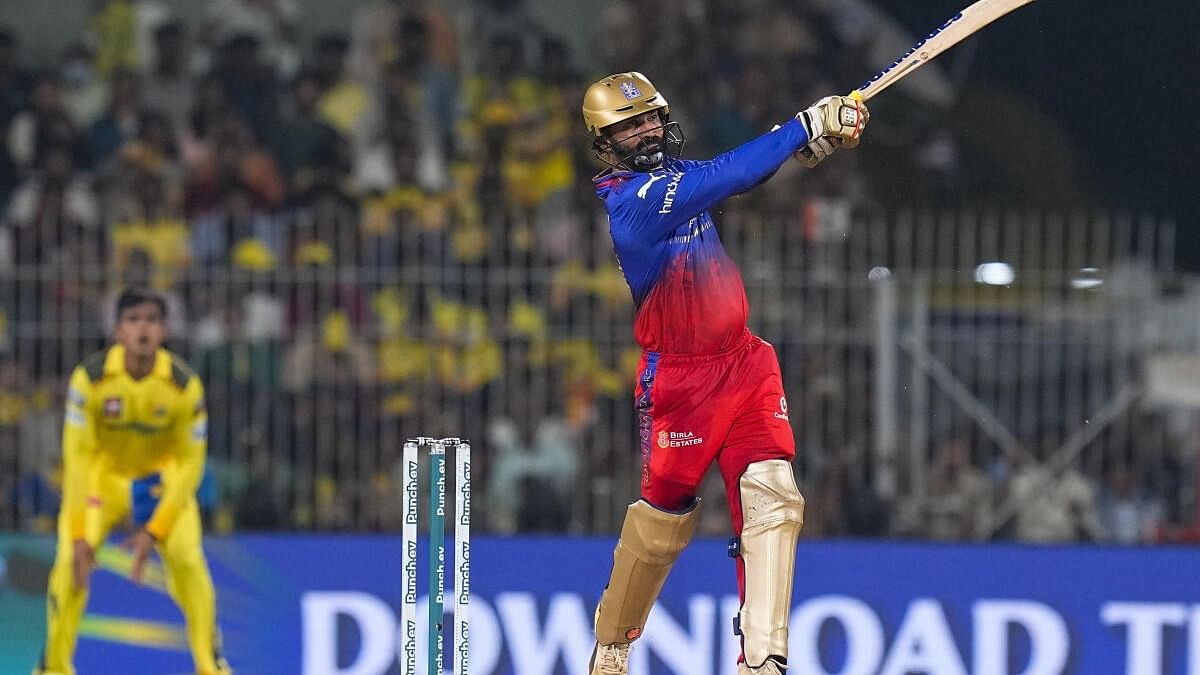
[850,0,1038,102]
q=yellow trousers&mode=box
[39,473,229,675]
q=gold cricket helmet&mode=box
[582,72,670,137]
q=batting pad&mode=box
[737,460,805,667]
[594,498,701,644]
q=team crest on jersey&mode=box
[619,81,641,100]
[103,397,123,418]
[657,430,669,448]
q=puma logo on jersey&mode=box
[637,172,666,199]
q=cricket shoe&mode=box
[589,642,631,675]
[738,657,787,675]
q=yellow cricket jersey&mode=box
[62,345,207,542]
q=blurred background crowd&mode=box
[0,0,1195,546]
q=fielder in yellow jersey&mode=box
[36,289,231,675]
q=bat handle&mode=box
[844,90,866,148]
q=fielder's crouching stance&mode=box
[581,72,867,675]
[35,290,231,675]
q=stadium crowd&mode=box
[0,0,1192,545]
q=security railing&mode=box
[0,205,1187,541]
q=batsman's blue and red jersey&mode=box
[594,117,812,510]
[594,117,811,354]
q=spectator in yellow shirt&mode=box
[313,34,369,138]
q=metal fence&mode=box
[0,203,1191,541]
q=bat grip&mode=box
[844,90,866,147]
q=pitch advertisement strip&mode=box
[3,535,1200,674]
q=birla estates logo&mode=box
[662,430,703,448]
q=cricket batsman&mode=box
[582,72,867,674]
[35,289,231,675]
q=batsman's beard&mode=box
[628,148,667,169]
[596,119,685,172]
[619,134,666,171]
